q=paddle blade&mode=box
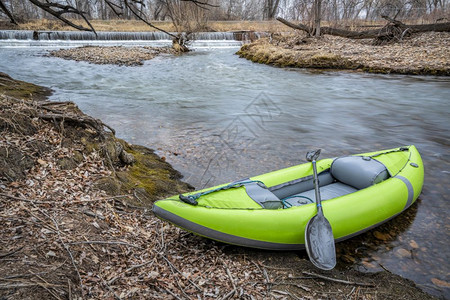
[305,213,336,270]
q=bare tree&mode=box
[163,0,210,32]
[263,0,281,19]
[313,0,322,36]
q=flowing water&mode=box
[0,39,449,298]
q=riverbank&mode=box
[49,46,174,66]
[237,32,450,76]
[0,73,438,299]
[0,19,291,33]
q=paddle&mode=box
[304,149,337,270]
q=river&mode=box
[0,41,449,298]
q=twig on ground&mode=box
[68,278,72,300]
[225,265,237,290]
[273,281,311,292]
[42,210,83,294]
[222,289,235,300]
[32,273,64,300]
[101,277,121,300]
[272,289,302,300]
[302,271,375,287]
[0,246,24,258]
[160,287,183,300]
[0,192,53,204]
[68,240,140,248]
[108,260,155,285]
[157,251,202,292]
[0,282,59,289]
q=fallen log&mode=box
[277,17,450,41]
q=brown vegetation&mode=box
[237,32,450,76]
[2,19,293,33]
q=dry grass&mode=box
[16,19,294,32]
[9,17,447,33]
[17,19,176,32]
[237,32,450,75]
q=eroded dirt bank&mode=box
[0,73,437,299]
[237,32,450,76]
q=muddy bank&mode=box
[237,32,450,76]
[49,46,175,66]
[0,73,437,299]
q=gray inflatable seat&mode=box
[330,156,389,190]
[284,182,357,206]
[284,156,389,207]
[245,182,283,209]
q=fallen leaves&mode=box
[431,278,450,288]
[0,93,267,299]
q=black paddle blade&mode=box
[305,213,336,270]
[306,149,321,162]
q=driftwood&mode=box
[277,16,450,43]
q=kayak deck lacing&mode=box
[179,180,266,206]
[368,146,409,159]
[368,146,412,177]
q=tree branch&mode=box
[0,0,18,25]
[28,0,97,34]
[181,0,219,9]
[104,0,124,16]
[123,0,177,38]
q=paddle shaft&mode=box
[311,160,322,213]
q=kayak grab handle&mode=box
[179,194,198,206]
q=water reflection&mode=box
[0,46,449,298]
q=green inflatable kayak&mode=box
[152,146,424,250]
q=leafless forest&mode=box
[1,0,448,24]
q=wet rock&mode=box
[341,254,356,263]
[116,142,135,165]
[373,231,392,241]
[431,278,450,288]
[410,240,419,249]
[119,150,135,165]
[395,248,412,258]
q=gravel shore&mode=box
[49,46,174,66]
